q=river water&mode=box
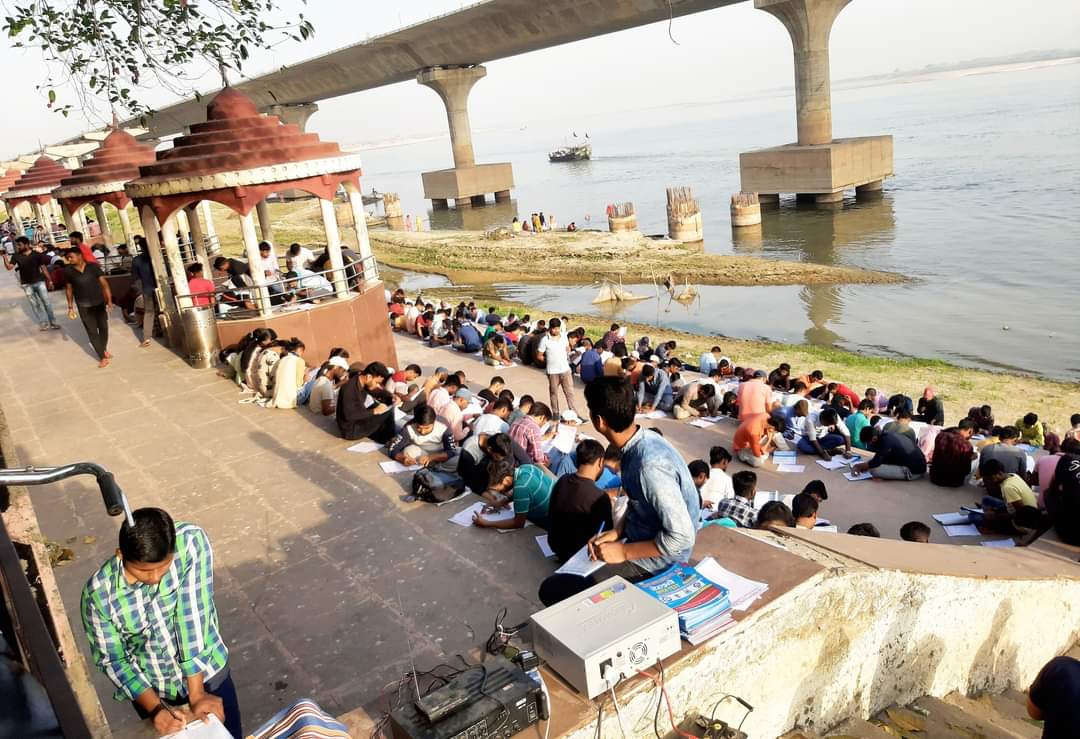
[357,61,1080,380]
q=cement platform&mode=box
[0,274,1075,737]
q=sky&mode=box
[2,0,1078,158]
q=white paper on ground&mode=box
[448,501,516,528]
[701,415,727,423]
[347,440,382,454]
[772,451,797,465]
[981,538,1016,548]
[689,419,715,429]
[813,525,839,533]
[843,470,873,482]
[162,716,233,739]
[932,512,971,526]
[815,458,848,471]
[555,544,605,578]
[943,523,982,537]
[636,410,668,420]
[536,534,555,558]
[379,460,421,474]
[752,491,795,510]
[776,464,806,473]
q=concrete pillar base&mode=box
[608,215,638,233]
[856,180,884,198]
[814,191,844,205]
[758,193,781,207]
[494,190,511,203]
[470,194,487,207]
[432,199,449,210]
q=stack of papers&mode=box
[694,557,768,613]
[636,563,734,645]
[981,538,1016,548]
[535,534,555,558]
[554,544,605,577]
[379,460,421,474]
[843,470,873,482]
[815,458,848,471]
[772,451,797,465]
[688,418,716,429]
[943,523,981,537]
[448,501,516,528]
[776,464,806,473]
[753,491,795,510]
[932,512,971,526]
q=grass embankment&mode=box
[193,200,1078,430]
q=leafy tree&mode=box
[3,0,314,119]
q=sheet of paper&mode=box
[701,415,727,423]
[547,424,578,454]
[555,544,606,578]
[393,408,409,426]
[535,534,555,558]
[843,470,873,482]
[379,460,421,474]
[772,451,797,465]
[813,525,839,533]
[776,464,806,473]
[163,716,233,739]
[981,538,1016,548]
[346,440,382,454]
[815,458,848,471]
[943,523,982,537]
[932,512,971,526]
[688,419,715,429]
[752,491,795,509]
[636,410,668,420]
[694,557,769,612]
[447,501,516,528]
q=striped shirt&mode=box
[80,522,228,702]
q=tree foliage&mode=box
[3,0,314,120]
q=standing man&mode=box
[64,247,112,367]
[3,236,60,330]
[81,508,241,738]
[536,318,582,421]
[131,235,157,347]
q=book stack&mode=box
[635,563,734,646]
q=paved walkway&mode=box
[0,275,1072,737]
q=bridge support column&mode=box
[264,104,320,200]
[739,0,892,206]
[417,65,514,209]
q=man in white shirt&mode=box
[699,446,734,509]
[286,242,315,271]
[471,398,513,438]
[536,318,582,421]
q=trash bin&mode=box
[181,306,221,369]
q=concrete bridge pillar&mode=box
[416,65,514,209]
[264,103,319,131]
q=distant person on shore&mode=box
[567,222,577,232]
[537,318,582,420]
[64,247,113,368]
[1015,413,1045,447]
[853,428,927,481]
[915,386,945,426]
[511,217,522,235]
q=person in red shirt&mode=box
[827,382,862,409]
[186,263,216,307]
[69,231,98,265]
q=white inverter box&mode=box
[530,576,681,698]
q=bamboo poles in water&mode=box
[667,185,703,241]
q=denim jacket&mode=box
[619,426,699,573]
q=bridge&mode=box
[136,0,892,209]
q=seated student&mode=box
[458,432,512,494]
[306,357,350,416]
[389,406,459,471]
[471,398,513,438]
[718,390,739,418]
[252,341,286,400]
[846,399,875,449]
[337,362,395,442]
[1026,654,1080,737]
[979,426,1028,478]
[886,393,914,418]
[734,415,787,467]
[796,408,852,460]
[1020,446,1080,548]
[507,394,533,426]
[883,408,918,443]
[268,338,307,409]
[186,263,216,307]
[976,425,1003,452]
[597,445,623,492]
[427,373,460,417]
[972,458,1039,534]
[801,479,829,504]
[826,382,862,410]
[483,335,513,367]
[483,306,502,325]
[453,320,483,353]
[915,386,945,426]
[673,380,718,420]
[439,388,476,443]
[698,346,726,376]
[1015,412,1045,447]
[791,492,819,529]
[509,401,554,466]
[929,419,977,488]
[768,363,792,392]
[637,364,674,413]
[700,446,734,509]
[546,440,615,561]
[578,338,604,384]
[852,428,927,481]
[473,459,554,530]
[756,501,794,529]
[654,340,677,362]
[710,471,757,528]
[1065,413,1080,443]
[794,369,826,397]
[847,523,880,537]
[966,404,995,435]
[688,460,710,507]
[900,521,931,543]
[477,376,505,405]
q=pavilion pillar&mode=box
[60,202,79,233]
[160,215,193,309]
[239,211,272,317]
[9,204,25,235]
[343,181,377,283]
[117,205,135,245]
[318,198,349,299]
[175,208,191,256]
[34,203,56,246]
[200,201,218,252]
[185,203,212,277]
[93,202,114,247]
[256,200,274,244]
[138,205,183,347]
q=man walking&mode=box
[536,318,581,420]
[81,508,241,737]
[3,235,60,330]
[131,235,157,347]
[64,246,112,367]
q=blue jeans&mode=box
[797,432,846,454]
[967,496,1006,528]
[22,281,56,326]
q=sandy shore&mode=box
[368,229,906,287]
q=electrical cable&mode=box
[666,0,681,45]
[609,678,628,738]
[594,693,607,739]
[636,663,697,739]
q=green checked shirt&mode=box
[80,522,228,702]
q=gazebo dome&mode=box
[54,128,156,204]
[0,168,22,196]
[3,156,70,205]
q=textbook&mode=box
[635,563,733,645]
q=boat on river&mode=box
[549,134,591,162]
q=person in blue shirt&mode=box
[453,320,482,353]
[578,338,604,384]
[698,346,724,375]
[637,364,673,413]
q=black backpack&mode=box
[411,468,466,503]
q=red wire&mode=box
[636,667,698,739]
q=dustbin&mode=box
[181,306,221,369]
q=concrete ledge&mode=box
[739,135,893,195]
[421,162,514,201]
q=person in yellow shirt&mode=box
[1015,413,1045,448]
[974,458,1040,535]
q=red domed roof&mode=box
[0,168,22,195]
[4,156,69,198]
[135,87,346,181]
[57,128,156,191]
